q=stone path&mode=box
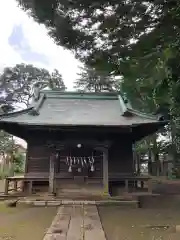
[43,205,106,240]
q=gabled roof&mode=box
[0,90,165,127]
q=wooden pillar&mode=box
[147,179,152,194]
[132,144,136,174]
[14,180,17,192]
[49,153,55,195]
[103,148,109,196]
[125,179,129,193]
[28,180,33,195]
[4,179,9,195]
[140,181,144,189]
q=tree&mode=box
[49,69,66,90]
[120,56,173,174]
[16,0,175,72]
[0,63,66,109]
[121,42,180,164]
[74,66,118,92]
[0,132,15,178]
[12,150,26,173]
[0,131,14,154]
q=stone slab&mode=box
[84,200,96,205]
[44,204,107,240]
[84,205,106,240]
[66,206,84,240]
[73,200,84,205]
[47,201,61,206]
[57,206,73,215]
[33,201,46,206]
[47,214,70,235]
[43,233,66,240]
[95,200,138,207]
[61,200,73,205]
[18,200,33,205]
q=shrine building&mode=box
[0,90,167,197]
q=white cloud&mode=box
[0,0,81,90]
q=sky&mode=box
[0,0,82,147]
[0,0,81,91]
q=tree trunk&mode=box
[145,138,153,175]
[151,134,160,176]
[148,149,153,175]
[137,153,141,175]
[171,120,178,166]
[9,154,14,177]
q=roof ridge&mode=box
[0,107,33,119]
[127,108,162,120]
[118,94,127,114]
[118,94,133,117]
[29,93,46,116]
[41,90,120,96]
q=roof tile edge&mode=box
[127,108,166,121]
[41,90,120,99]
[0,107,33,119]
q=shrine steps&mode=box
[13,198,138,209]
[57,182,104,200]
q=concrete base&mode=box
[15,199,138,208]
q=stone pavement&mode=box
[43,205,107,240]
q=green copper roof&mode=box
[0,90,164,127]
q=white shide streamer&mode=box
[65,156,95,172]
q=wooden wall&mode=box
[25,137,133,177]
[26,142,103,178]
[109,141,133,175]
[26,142,50,174]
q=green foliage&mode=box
[0,149,26,179]
[0,168,11,180]
[0,131,14,154]
[74,66,118,92]
[17,1,180,77]
[49,69,66,90]
[13,151,25,173]
[0,63,66,108]
[16,0,167,72]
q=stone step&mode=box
[16,199,138,207]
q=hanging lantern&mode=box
[77,144,82,148]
